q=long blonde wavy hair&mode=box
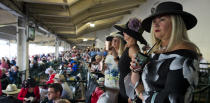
[114,36,125,57]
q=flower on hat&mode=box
[128,18,142,32]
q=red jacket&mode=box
[18,86,40,102]
[91,87,104,103]
[46,73,56,84]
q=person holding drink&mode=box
[97,32,125,103]
[130,1,200,103]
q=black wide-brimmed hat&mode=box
[142,1,197,32]
[106,35,113,41]
[114,18,147,45]
[105,32,123,41]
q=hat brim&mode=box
[2,89,21,95]
[106,36,113,41]
[142,11,197,32]
[114,25,147,45]
[110,32,124,39]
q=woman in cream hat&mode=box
[97,31,126,103]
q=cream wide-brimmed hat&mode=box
[54,74,65,82]
[110,31,124,39]
[2,84,21,95]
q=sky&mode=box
[0,39,63,59]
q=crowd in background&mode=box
[0,45,113,103]
[0,1,209,103]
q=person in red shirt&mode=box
[18,78,40,103]
[45,67,56,85]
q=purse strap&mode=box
[146,40,160,55]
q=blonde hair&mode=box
[115,36,125,57]
[95,55,102,60]
[151,15,199,53]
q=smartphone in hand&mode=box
[131,52,149,72]
[135,52,149,68]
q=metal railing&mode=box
[193,67,210,103]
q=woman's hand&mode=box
[128,98,132,103]
[135,84,145,101]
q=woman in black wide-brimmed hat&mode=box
[114,18,147,103]
[130,1,200,103]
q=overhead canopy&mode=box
[0,0,146,46]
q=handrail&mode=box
[193,84,210,94]
[200,63,210,65]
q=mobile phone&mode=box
[135,52,149,68]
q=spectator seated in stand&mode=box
[10,58,16,66]
[0,57,9,70]
[1,84,21,103]
[18,78,40,103]
[54,74,73,100]
[9,66,20,84]
[1,68,10,90]
[90,55,102,72]
[90,55,104,79]
[62,61,69,70]
[69,60,79,76]
[45,67,56,85]
[43,83,63,103]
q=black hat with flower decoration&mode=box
[114,18,147,45]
